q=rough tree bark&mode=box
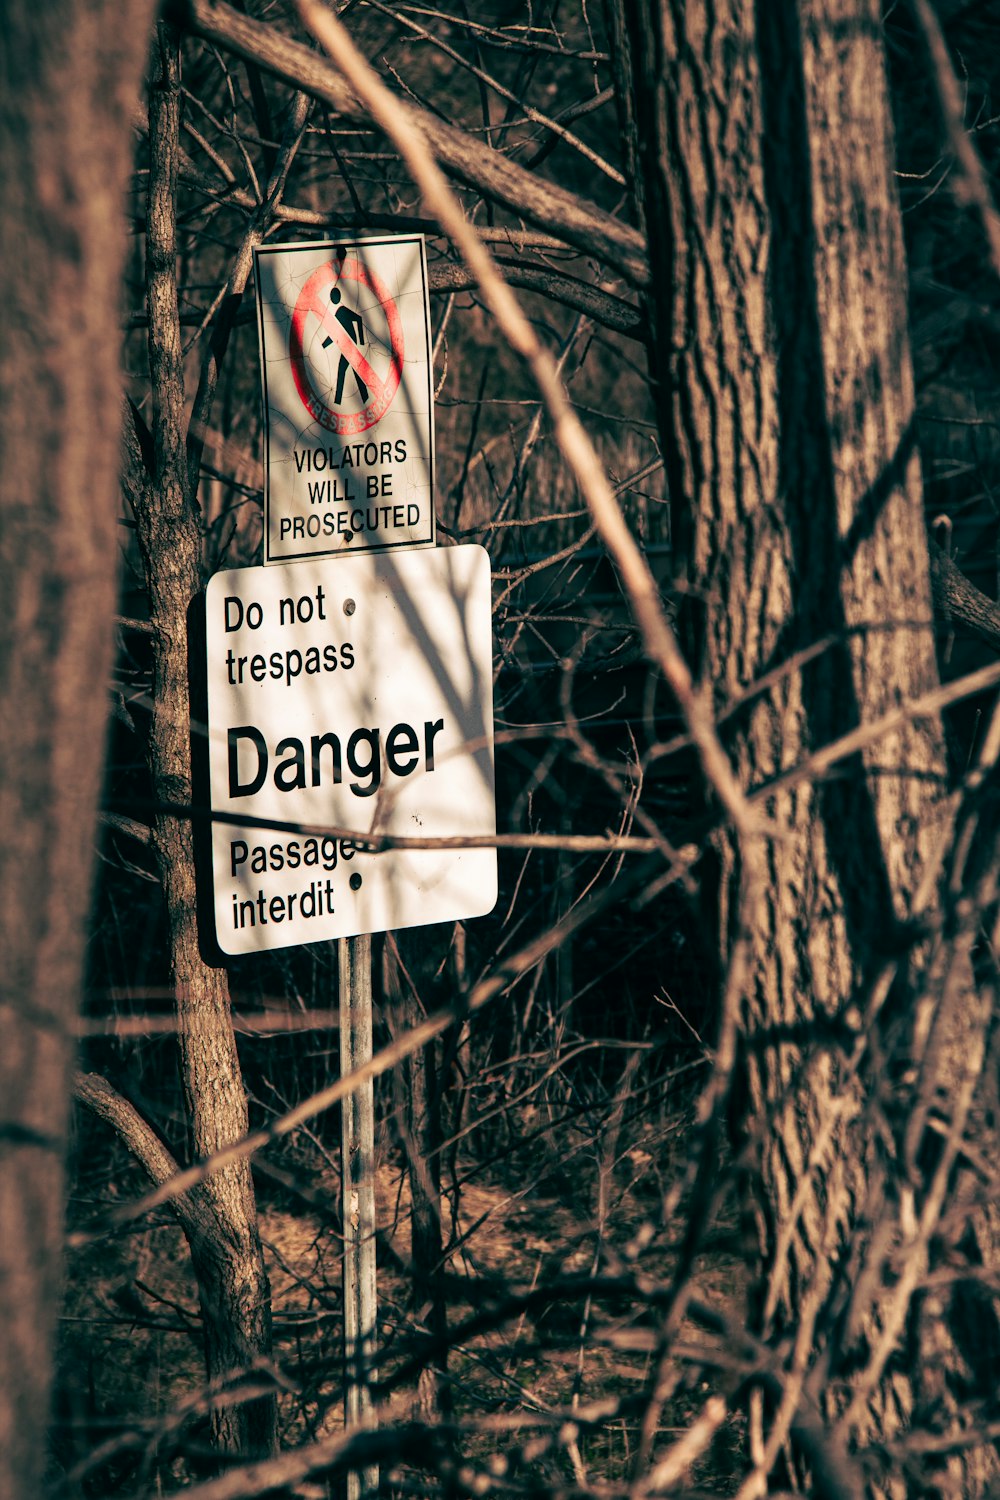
[616,0,999,1490]
[122,22,277,1461]
[0,5,155,1497]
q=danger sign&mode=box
[255,236,435,564]
[203,546,497,955]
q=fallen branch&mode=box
[929,536,1000,651]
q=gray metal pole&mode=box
[339,933,378,1500]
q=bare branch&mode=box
[911,0,1000,281]
[753,657,1000,806]
[929,536,1000,651]
[182,0,649,286]
[67,851,663,1247]
[361,0,625,185]
[295,0,760,846]
[74,1073,218,1249]
[186,87,311,495]
[637,1395,727,1495]
[430,259,645,340]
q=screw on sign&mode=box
[289,255,404,436]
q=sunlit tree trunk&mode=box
[0,5,154,1496]
[124,23,277,1460]
[616,0,999,1488]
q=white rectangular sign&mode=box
[254,235,435,564]
[204,546,496,955]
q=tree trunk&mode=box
[124,23,277,1461]
[621,0,999,1489]
[0,6,155,1496]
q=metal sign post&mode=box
[339,933,378,1500]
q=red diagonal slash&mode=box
[289,257,404,436]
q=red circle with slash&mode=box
[289,256,404,436]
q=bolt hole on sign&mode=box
[254,236,435,563]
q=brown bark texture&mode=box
[0,4,155,1497]
[122,23,276,1461]
[621,0,999,1490]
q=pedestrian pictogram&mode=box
[288,255,405,437]
[255,236,435,564]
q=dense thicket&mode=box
[2,3,999,1498]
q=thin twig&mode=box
[751,657,1000,805]
[294,0,760,846]
[362,0,625,185]
[911,0,1000,280]
[184,0,649,287]
[186,88,310,497]
[66,853,663,1247]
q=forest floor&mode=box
[56,1131,748,1495]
